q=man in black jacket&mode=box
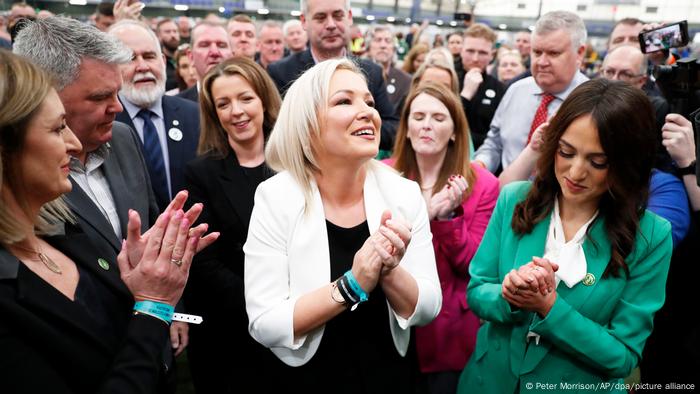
[267,0,399,151]
[456,23,505,150]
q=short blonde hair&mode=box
[265,58,368,210]
[463,23,497,44]
[0,50,74,245]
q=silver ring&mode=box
[170,258,183,266]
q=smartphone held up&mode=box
[638,21,689,54]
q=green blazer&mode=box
[457,182,672,394]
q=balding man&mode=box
[474,11,588,172]
[177,21,233,102]
[601,45,668,128]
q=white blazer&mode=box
[244,163,442,366]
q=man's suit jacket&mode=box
[176,84,199,103]
[116,95,201,209]
[182,150,284,393]
[266,49,399,151]
[66,121,159,256]
[244,163,442,367]
[0,228,170,394]
[456,182,673,393]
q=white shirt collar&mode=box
[544,199,598,288]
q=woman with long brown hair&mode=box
[387,81,498,394]
[457,79,673,393]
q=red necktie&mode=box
[528,93,555,144]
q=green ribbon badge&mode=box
[97,258,110,271]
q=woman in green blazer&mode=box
[457,79,673,393]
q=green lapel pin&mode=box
[98,258,110,271]
[582,273,595,286]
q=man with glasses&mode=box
[600,45,648,89]
[600,45,669,133]
[458,23,504,150]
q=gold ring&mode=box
[170,258,183,266]
[513,288,520,295]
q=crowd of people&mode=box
[1,0,699,393]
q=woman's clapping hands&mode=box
[429,175,468,221]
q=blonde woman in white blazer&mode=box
[244,58,442,393]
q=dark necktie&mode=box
[527,93,555,144]
[137,109,169,210]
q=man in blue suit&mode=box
[110,20,200,212]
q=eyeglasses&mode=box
[600,67,644,82]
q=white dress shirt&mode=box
[69,144,122,239]
[474,72,589,172]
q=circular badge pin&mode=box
[485,89,496,98]
[582,273,595,286]
[387,83,396,95]
[98,258,110,271]
[168,127,183,142]
[172,120,180,126]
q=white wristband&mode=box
[172,313,203,324]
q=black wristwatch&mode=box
[677,160,697,176]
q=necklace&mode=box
[420,184,435,191]
[10,241,63,275]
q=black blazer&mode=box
[267,49,399,151]
[182,150,283,393]
[115,95,201,210]
[176,85,199,103]
[0,228,170,394]
[65,122,159,255]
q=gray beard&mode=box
[121,78,166,108]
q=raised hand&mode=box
[662,113,696,168]
[125,190,219,268]
[113,0,145,21]
[118,209,213,306]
